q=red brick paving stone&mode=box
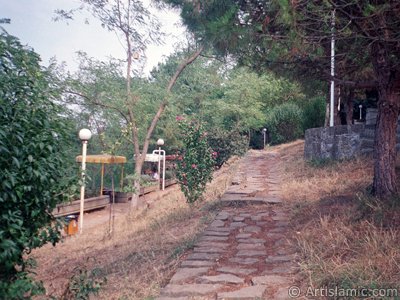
[216,212,230,221]
[200,274,245,284]
[170,268,210,283]
[239,213,251,218]
[237,243,265,250]
[203,231,230,236]
[195,242,229,248]
[228,257,260,265]
[236,250,266,256]
[194,247,227,253]
[236,233,252,238]
[181,260,216,268]
[161,284,224,297]
[237,238,265,243]
[230,222,247,228]
[217,266,257,276]
[263,197,283,204]
[207,227,231,232]
[186,253,221,260]
[217,286,267,299]
[198,236,229,242]
[243,225,262,233]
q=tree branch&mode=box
[139,46,204,167]
[64,89,129,123]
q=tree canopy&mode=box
[161,0,400,198]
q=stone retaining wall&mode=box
[304,124,366,160]
[305,108,400,161]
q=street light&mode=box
[78,128,92,234]
[156,138,166,190]
[262,128,267,149]
[359,104,363,120]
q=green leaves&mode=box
[0,32,73,298]
[175,118,215,203]
[265,102,304,144]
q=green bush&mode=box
[175,118,215,203]
[0,32,73,298]
[265,102,304,145]
[207,128,248,167]
[302,96,325,130]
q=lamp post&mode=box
[156,138,166,190]
[262,128,267,149]
[78,128,92,234]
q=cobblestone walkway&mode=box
[157,150,298,300]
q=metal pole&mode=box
[263,132,266,148]
[162,150,166,190]
[100,163,104,196]
[79,141,88,234]
[158,147,161,190]
[330,9,335,127]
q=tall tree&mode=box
[161,0,400,198]
[57,0,203,205]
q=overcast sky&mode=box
[1,0,186,75]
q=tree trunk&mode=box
[128,47,204,208]
[371,42,400,198]
[131,161,143,208]
[373,91,399,198]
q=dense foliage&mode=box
[302,96,326,131]
[175,118,215,203]
[207,128,248,167]
[0,32,72,298]
[265,102,304,145]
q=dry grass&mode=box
[277,140,400,294]
[32,157,241,300]
[279,140,373,203]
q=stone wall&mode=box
[304,124,366,160]
[304,107,400,160]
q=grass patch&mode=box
[307,157,339,168]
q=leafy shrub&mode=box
[207,128,248,167]
[62,267,106,300]
[302,96,325,130]
[0,32,73,298]
[265,102,304,145]
[175,118,215,203]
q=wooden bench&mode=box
[52,195,110,217]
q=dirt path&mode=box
[156,150,300,300]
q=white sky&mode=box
[0,0,186,75]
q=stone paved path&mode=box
[157,150,298,300]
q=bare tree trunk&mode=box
[371,42,400,198]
